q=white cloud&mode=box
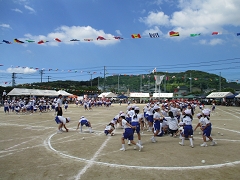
[140,0,240,37]
[142,26,163,36]
[24,26,120,46]
[24,5,36,13]
[209,38,224,45]
[139,11,170,26]
[199,38,224,45]
[6,67,37,74]
[0,24,11,29]
[12,8,23,13]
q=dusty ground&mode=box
[0,104,240,180]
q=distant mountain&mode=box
[1,70,239,96]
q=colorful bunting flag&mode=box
[14,39,24,43]
[26,40,35,43]
[3,40,11,44]
[70,39,80,41]
[237,33,240,36]
[38,40,48,44]
[97,36,106,40]
[131,34,141,38]
[84,39,93,41]
[169,31,179,37]
[54,38,61,42]
[212,32,219,35]
[149,33,159,38]
[190,33,201,37]
[114,36,123,39]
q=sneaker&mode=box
[190,145,194,148]
[200,143,208,147]
[179,142,184,146]
[120,148,125,151]
[139,145,143,152]
[151,137,156,143]
[210,141,217,146]
[133,146,137,150]
[57,130,62,134]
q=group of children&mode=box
[54,99,217,152]
[3,98,69,115]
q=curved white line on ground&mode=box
[47,133,240,171]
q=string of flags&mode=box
[1,31,239,45]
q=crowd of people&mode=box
[1,92,217,152]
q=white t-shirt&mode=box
[153,112,161,121]
[57,98,62,107]
[58,116,67,124]
[122,119,131,129]
[131,114,142,123]
[182,116,192,125]
[165,116,178,130]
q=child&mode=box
[76,116,93,133]
[104,123,115,136]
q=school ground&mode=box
[0,104,240,180]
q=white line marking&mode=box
[75,136,111,180]
[47,132,240,171]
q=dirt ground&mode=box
[0,104,240,180]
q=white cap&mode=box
[184,109,192,115]
[66,117,70,121]
[196,113,202,117]
[202,109,210,116]
[135,107,140,110]
[81,116,84,118]
[120,113,126,117]
[154,105,160,110]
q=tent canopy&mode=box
[152,93,173,98]
[183,94,196,99]
[98,92,117,98]
[57,90,73,96]
[7,88,59,96]
[130,93,150,98]
[117,95,128,99]
[235,94,240,98]
[206,92,233,98]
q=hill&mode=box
[1,70,239,96]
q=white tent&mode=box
[7,88,59,96]
[206,92,233,98]
[235,94,240,98]
[98,92,117,98]
[130,93,150,98]
[152,93,173,98]
[57,90,73,96]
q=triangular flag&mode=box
[131,34,141,38]
[169,31,179,37]
[54,38,61,42]
[149,33,159,38]
[190,33,201,37]
[14,39,24,43]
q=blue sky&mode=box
[0,0,240,86]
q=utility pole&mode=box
[118,74,120,93]
[219,72,221,91]
[47,76,51,82]
[190,73,192,93]
[40,69,44,83]
[140,75,142,92]
[12,72,16,87]
[103,66,106,92]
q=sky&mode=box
[0,0,240,87]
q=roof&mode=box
[206,92,233,98]
[57,90,73,96]
[152,93,173,98]
[98,92,117,98]
[7,88,59,96]
[130,93,150,98]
